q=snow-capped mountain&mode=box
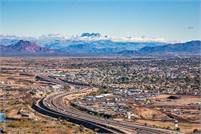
[36,33,166,51]
[3,33,192,55]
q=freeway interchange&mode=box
[32,84,180,134]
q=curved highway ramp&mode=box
[32,92,181,134]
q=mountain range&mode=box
[120,40,201,55]
[0,33,200,56]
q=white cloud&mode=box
[110,36,166,42]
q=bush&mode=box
[79,125,84,132]
[64,85,70,91]
[193,129,199,133]
[176,127,180,132]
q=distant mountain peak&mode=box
[81,33,101,38]
[10,40,41,52]
[13,40,31,45]
[0,39,57,55]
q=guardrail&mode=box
[32,100,125,134]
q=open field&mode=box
[136,120,201,134]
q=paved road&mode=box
[33,91,181,134]
[33,92,124,134]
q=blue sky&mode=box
[0,0,200,41]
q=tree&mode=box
[176,127,180,132]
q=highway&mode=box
[33,91,125,134]
[33,90,180,134]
